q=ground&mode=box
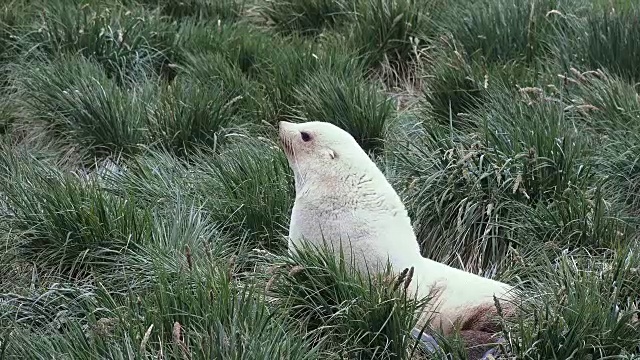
[0,0,639,359]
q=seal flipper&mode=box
[410,328,440,353]
[410,327,505,360]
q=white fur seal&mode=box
[278,120,516,337]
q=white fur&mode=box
[278,120,515,334]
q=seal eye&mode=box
[300,131,312,142]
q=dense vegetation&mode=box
[1,0,639,358]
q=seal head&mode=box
[279,121,371,193]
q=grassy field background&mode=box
[0,0,639,358]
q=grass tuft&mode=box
[263,241,431,359]
[1,259,319,359]
[145,76,244,156]
[293,68,394,154]
[0,154,152,276]
[576,3,640,82]
[11,55,150,157]
[501,247,640,358]
[261,0,349,35]
[25,0,176,81]
[390,82,616,270]
[104,137,294,253]
[186,138,295,252]
[347,0,429,71]
[438,0,578,65]
[137,0,243,22]
[420,40,487,128]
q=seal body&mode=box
[278,120,515,335]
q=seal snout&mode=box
[277,121,291,138]
[278,121,293,131]
[278,121,294,156]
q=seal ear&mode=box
[327,149,336,159]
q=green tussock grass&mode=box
[257,240,433,359]
[293,67,394,154]
[145,75,246,156]
[569,2,640,83]
[436,0,583,66]
[260,0,349,35]
[1,0,640,358]
[9,55,152,158]
[135,0,244,22]
[22,0,177,81]
[101,136,294,253]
